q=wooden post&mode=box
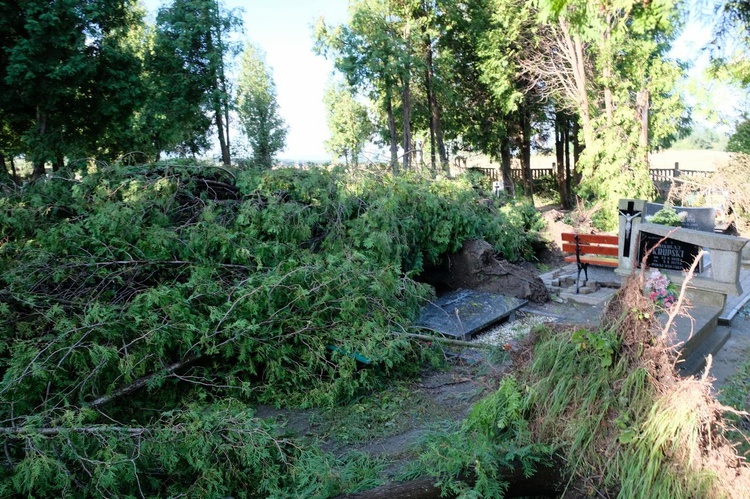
[673,162,680,178]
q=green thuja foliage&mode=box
[0,164,541,495]
[417,377,553,497]
[0,401,381,498]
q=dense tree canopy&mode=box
[0,0,145,177]
[0,0,698,212]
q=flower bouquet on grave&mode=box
[644,269,679,312]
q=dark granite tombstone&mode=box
[416,289,527,340]
[644,203,715,232]
[638,231,702,273]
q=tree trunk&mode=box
[564,118,572,207]
[636,87,650,164]
[520,106,533,198]
[425,33,448,175]
[386,83,399,174]
[555,111,568,209]
[32,108,47,179]
[215,108,230,166]
[602,18,614,126]
[402,76,412,172]
[32,159,46,180]
[10,157,17,182]
[500,136,514,196]
[222,73,231,165]
[402,21,412,172]
[53,151,64,172]
[572,117,583,188]
[208,1,231,166]
[425,32,436,173]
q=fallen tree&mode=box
[0,164,545,496]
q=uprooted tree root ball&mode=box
[538,275,750,497]
[601,270,678,386]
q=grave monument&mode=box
[616,198,749,375]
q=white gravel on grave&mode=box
[472,312,557,347]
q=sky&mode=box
[237,0,349,160]
[144,0,350,161]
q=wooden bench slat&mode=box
[560,233,618,245]
[561,243,619,257]
[561,232,620,293]
[564,255,618,267]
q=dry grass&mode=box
[525,271,750,497]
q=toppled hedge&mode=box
[0,164,542,496]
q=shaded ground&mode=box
[255,351,512,472]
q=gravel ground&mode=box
[472,311,557,347]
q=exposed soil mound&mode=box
[421,239,550,303]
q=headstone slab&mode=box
[644,202,715,232]
[416,289,528,341]
[637,222,749,299]
[638,231,702,273]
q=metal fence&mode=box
[473,163,712,184]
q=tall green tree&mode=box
[324,80,373,167]
[527,0,688,226]
[412,0,449,172]
[236,42,288,169]
[315,0,416,174]
[435,0,503,172]
[480,0,546,197]
[436,0,529,192]
[0,0,145,177]
[151,0,240,165]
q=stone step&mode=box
[660,306,729,377]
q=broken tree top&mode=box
[416,289,527,341]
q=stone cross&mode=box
[619,201,642,258]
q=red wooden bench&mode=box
[561,232,619,293]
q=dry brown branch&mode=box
[88,355,201,409]
[661,249,704,340]
[397,331,497,349]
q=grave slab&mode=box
[659,305,728,377]
[416,289,527,341]
[644,202,716,232]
